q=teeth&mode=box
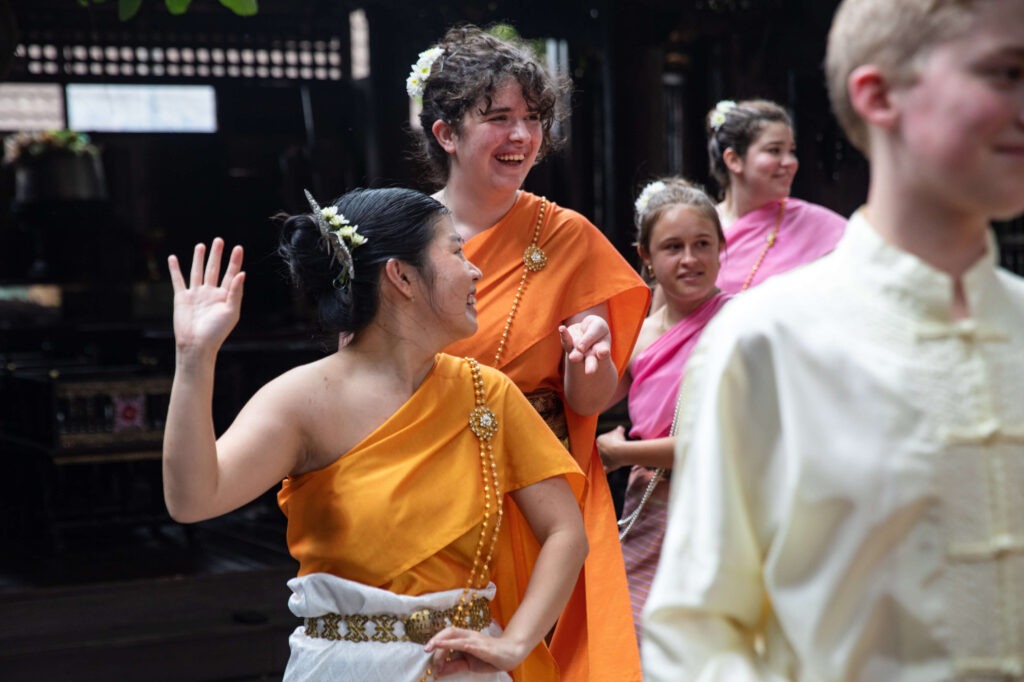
[496,154,525,162]
[468,295,477,305]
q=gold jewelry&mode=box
[303,597,491,644]
[493,197,548,366]
[422,357,503,682]
[741,198,786,291]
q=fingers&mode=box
[223,245,244,282]
[189,242,206,289]
[180,240,241,292]
[227,271,246,308]
[204,238,224,286]
[558,325,574,353]
[168,255,185,293]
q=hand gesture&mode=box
[597,425,627,473]
[424,627,528,677]
[559,314,612,375]
[168,238,245,354]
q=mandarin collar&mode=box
[837,209,1002,325]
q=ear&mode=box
[722,147,743,175]
[849,64,899,131]
[383,258,417,300]
[431,119,458,154]
[637,245,652,267]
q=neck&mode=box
[343,317,442,391]
[719,187,780,229]
[440,175,520,239]
[864,178,989,282]
[663,288,720,328]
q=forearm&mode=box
[606,436,675,470]
[162,348,221,523]
[498,525,588,655]
[563,353,619,415]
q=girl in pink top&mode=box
[707,99,846,293]
[597,178,732,643]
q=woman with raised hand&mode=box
[596,178,731,643]
[163,186,587,681]
[707,98,846,293]
[407,25,650,682]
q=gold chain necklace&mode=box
[741,198,787,291]
[421,357,503,682]
[493,197,548,366]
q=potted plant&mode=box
[3,129,108,204]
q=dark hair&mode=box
[278,187,444,336]
[635,177,725,253]
[706,99,793,199]
[415,25,570,186]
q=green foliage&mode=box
[3,130,100,166]
[76,0,258,20]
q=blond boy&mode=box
[642,0,1024,679]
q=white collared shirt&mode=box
[643,211,1024,681]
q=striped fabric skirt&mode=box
[620,465,671,644]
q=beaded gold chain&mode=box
[741,198,787,291]
[493,198,548,366]
[421,357,503,682]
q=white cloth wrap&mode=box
[284,573,511,682]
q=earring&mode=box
[644,264,654,278]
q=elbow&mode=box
[570,521,589,570]
[164,494,209,525]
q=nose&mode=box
[468,259,482,281]
[509,119,528,141]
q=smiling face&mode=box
[444,79,543,197]
[729,121,800,205]
[421,216,483,342]
[893,0,1024,220]
[641,204,724,314]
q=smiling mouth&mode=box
[496,153,526,163]
[467,293,477,306]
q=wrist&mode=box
[496,630,534,667]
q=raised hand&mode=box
[559,314,612,375]
[167,238,245,354]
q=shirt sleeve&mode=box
[641,306,793,681]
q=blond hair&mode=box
[826,0,979,153]
[634,178,724,253]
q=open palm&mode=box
[168,238,245,351]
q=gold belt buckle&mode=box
[404,608,450,645]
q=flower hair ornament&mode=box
[709,100,737,131]
[304,189,368,288]
[406,46,444,100]
[634,180,667,216]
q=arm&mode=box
[163,239,303,523]
[597,427,674,472]
[559,302,619,416]
[642,317,785,681]
[425,476,587,675]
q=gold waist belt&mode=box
[303,596,491,645]
[525,389,569,446]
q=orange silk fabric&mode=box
[445,192,650,681]
[278,353,584,681]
